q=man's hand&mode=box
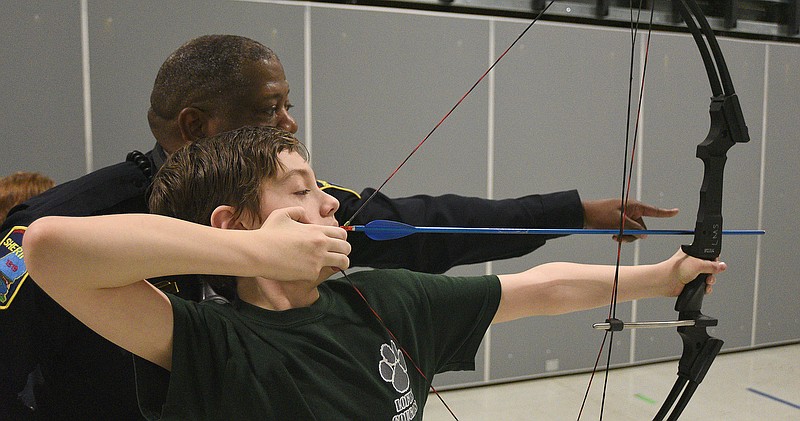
[258,207,351,282]
[583,199,679,242]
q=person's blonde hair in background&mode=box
[0,172,55,224]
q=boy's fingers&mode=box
[279,206,311,224]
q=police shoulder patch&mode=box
[0,226,29,310]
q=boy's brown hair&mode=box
[149,126,308,295]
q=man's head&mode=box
[148,35,298,154]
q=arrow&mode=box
[342,220,765,241]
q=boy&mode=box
[23,127,724,419]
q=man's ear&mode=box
[210,205,242,230]
[177,107,209,144]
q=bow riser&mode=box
[678,94,749,312]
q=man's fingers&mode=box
[611,215,647,243]
[324,238,351,272]
[700,258,726,275]
[623,214,646,231]
[323,227,351,267]
[637,204,679,218]
[613,234,640,243]
[702,261,726,294]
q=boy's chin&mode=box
[317,267,341,283]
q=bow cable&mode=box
[577,0,655,419]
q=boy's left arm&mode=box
[492,250,726,324]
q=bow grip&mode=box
[677,224,720,313]
[674,270,711,314]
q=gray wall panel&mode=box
[1,2,85,182]
[309,8,490,200]
[87,0,306,169]
[490,22,639,381]
[757,42,800,345]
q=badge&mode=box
[0,226,28,310]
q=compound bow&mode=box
[344,0,751,419]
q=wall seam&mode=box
[80,0,93,173]
[304,5,313,158]
[483,18,496,384]
[751,43,769,347]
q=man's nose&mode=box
[279,110,298,134]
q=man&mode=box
[23,126,724,420]
[0,35,677,419]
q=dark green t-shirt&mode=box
[138,269,501,420]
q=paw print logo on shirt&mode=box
[378,340,410,393]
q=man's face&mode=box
[257,150,340,226]
[215,59,298,135]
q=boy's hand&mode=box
[663,249,727,297]
[259,207,351,282]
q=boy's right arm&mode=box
[23,210,350,370]
[24,214,185,370]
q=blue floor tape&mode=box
[746,387,800,410]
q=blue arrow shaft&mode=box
[351,226,761,236]
[343,220,764,241]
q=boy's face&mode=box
[256,150,340,226]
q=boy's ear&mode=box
[210,205,260,230]
[210,205,242,230]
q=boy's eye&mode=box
[294,189,311,196]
